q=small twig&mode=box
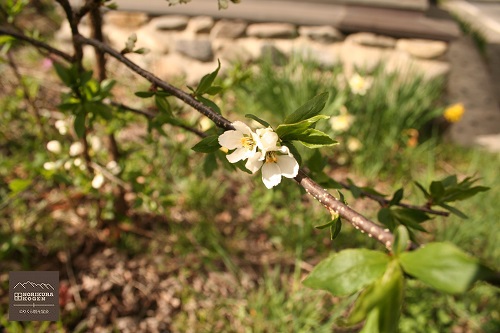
[0,27,73,62]
[75,35,234,131]
[337,180,450,217]
[90,162,132,191]
[6,51,46,141]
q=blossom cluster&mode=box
[218,121,299,189]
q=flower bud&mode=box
[69,142,84,156]
[46,140,62,154]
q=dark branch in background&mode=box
[337,180,450,217]
[55,0,94,174]
[75,35,402,250]
[6,52,46,141]
[0,27,73,62]
[86,0,128,217]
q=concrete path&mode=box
[443,0,500,151]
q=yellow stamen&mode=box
[265,151,278,163]
[240,136,255,149]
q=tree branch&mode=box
[75,35,401,250]
[0,26,73,62]
[337,180,450,217]
[74,34,234,131]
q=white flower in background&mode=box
[69,142,84,156]
[46,140,62,154]
[330,106,355,133]
[347,137,363,152]
[106,160,122,175]
[246,145,299,189]
[348,73,373,96]
[218,121,258,163]
[43,161,61,171]
[55,119,68,135]
[73,158,83,167]
[64,160,73,170]
[91,173,105,189]
[90,136,102,152]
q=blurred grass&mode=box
[0,51,498,332]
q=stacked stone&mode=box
[55,12,450,85]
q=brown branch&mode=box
[0,26,73,62]
[74,36,401,250]
[74,34,234,131]
[337,180,450,217]
[55,0,83,65]
[6,52,46,141]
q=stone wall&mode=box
[55,11,450,86]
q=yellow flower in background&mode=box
[444,103,465,123]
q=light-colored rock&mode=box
[211,19,247,39]
[187,16,214,34]
[475,134,500,152]
[346,32,396,48]
[148,15,189,31]
[104,11,149,28]
[396,39,448,59]
[215,40,252,63]
[175,38,214,62]
[246,23,297,38]
[153,53,188,81]
[292,42,342,67]
[341,41,387,76]
[415,59,450,80]
[133,24,174,54]
[299,25,343,43]
[237,37,267,60]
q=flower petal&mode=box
[227,147,252,163]
[256,128,279,152]
[245,152,263,173]
[262,162,282,189]
[218,130,242,150]
[232,121,252,136]
[277,155,299,178]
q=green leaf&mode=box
[155,95,172,116]
[330,217,342,240]
[414,181,430,199]
[53,62,72,86]
[192,135,220,153]
[8,179,32,194]
[284,92,329,124]
[392,225,410,256]
[346,260,403,333]
[197,95,221,114]
[74,112,86,138]
[392,208,429,232]
[389,188,404,206]
[306,149,326,173]
[430,180,445,199]
[203,153,218,176]
[205,85,223,96]
[294,129,337,148]
[399,242,495,294]
[439,203,468,219]
[377,207,396,231]
[196,59,221,95]
[245,113,271,128]
[303,249,390,296]
[135,91,155,98]
[276,115,330,139]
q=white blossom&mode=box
[43,161,61,171]
[46,140,62,154]
[246,145,299,189]
[91,173,105,189]
[218,121,258,163]
[69,142,84,156]
[55,120,68,135]
[90,136,102,152]
[106,160,122,175]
